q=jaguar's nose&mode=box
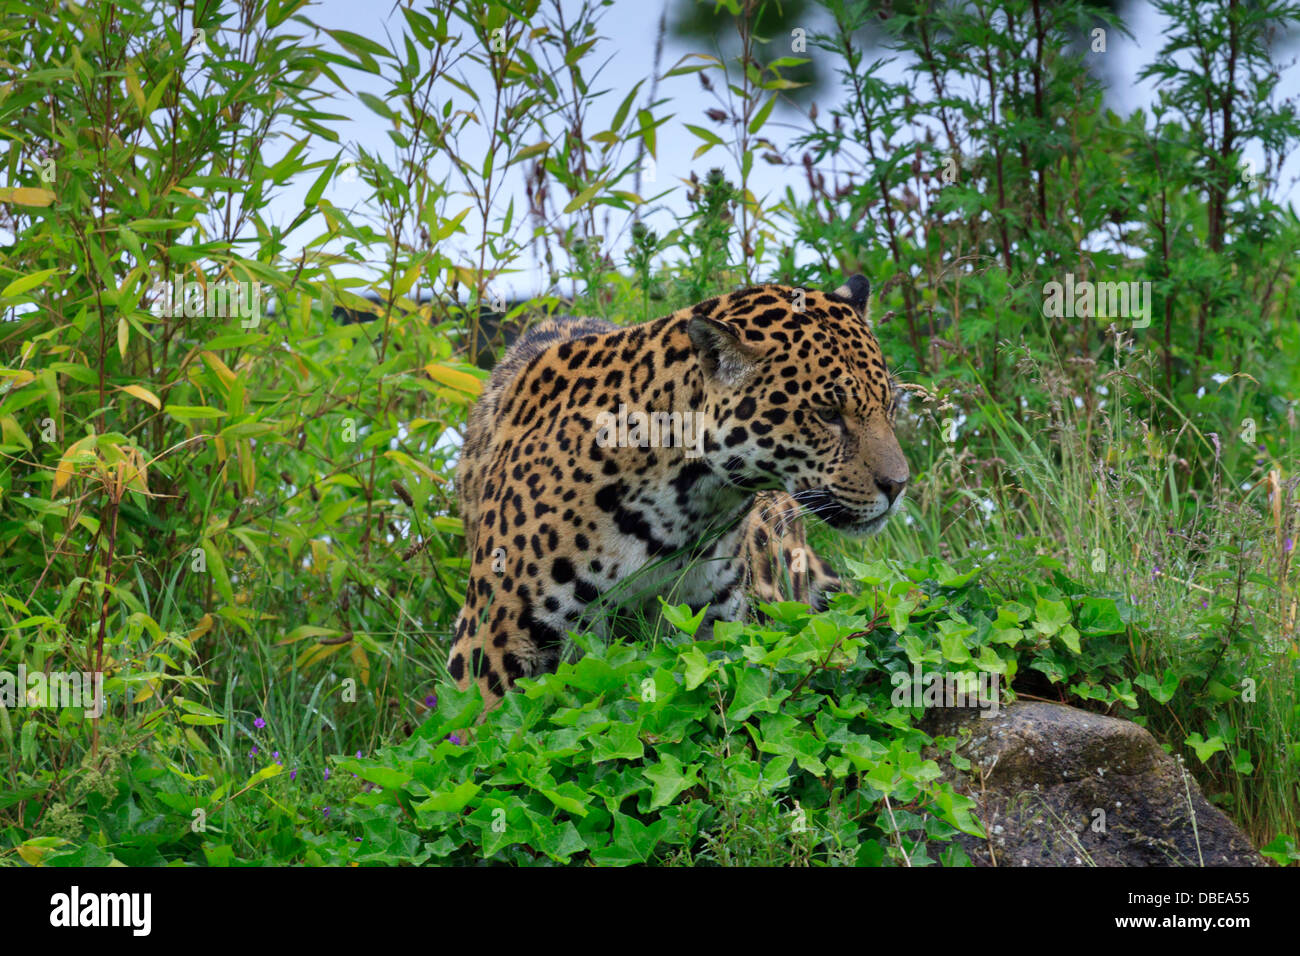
[875,473,907,505]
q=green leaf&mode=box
[610,80,644,132]
[1077,596,1125,635]
[590,721,644,763]
[1232,748,1254,775]
[748,94,777,135]
[637,109,657,157]
[1056,623,1081,655]
[359,91,397,120]
[304,157,341,208]
[934,785,986,838]
[562,179,608,214]
[660,599,707,637]
[416,780,479,813]
[939,628,971,663]
[590,811,665,865]
[165,405,227,422]
[1032,597,1071,636]
[685,123,724,147]
[1185,733,1227,764]
[2,268,61,299]
[643,753,700,809]
[727,667,787,721]
[536,781,590,817]
[1135,668,1179,704]
[326,29,392,62]
[1260,835,1300,865]
[195,541,233,606]
[679,645,715,691]
[179,714,226,726]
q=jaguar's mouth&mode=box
[793,488,899,537]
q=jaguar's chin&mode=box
[840,513,891,537]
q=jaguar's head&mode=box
[688,275,908,535]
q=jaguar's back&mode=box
[457,315,617,546]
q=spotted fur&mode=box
[742,489,842,611]
[449,277,908,708]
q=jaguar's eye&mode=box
[815,408,844,428]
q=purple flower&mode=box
[249,746,258,756]
[1201,600,1209,609]
[354,837,361,842]
[324,768,330,781]
[356,750,362,758]
[446,734,462,745]
[1285,538,1294,553]
[322,807,330,818]
[290,769,297,781]
[254,717,266,729]
[424,694,437,708]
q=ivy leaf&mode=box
[527,814,586,864]
[537,781,590,817]
[1032,597,1071,636]
[1232,748,1254,775]
[660,599,708,637]
[934,785,986,838]
[589,812,666,865]
[939,628,972,663]
[679,645,715,691]
[589,721,644,763]
[416,780,479,814]
[1056,623,1081,655]
[1135,668,1179,704]
[1260,835,1300,866]
[727,667,787,721]
[643,753,700,809]
[1077,596,1125,635]
[1185,733,1227,764]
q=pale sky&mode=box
[255,0,1299,299]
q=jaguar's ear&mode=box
[688,316,760,386]
[832,274,872,322]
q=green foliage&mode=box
[20,554,1149,867]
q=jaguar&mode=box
[449,275,908,708]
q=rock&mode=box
[922,701,1267,867]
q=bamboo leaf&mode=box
[2,268,61,298]
[423,362,483,396]
[0,188,56,208]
